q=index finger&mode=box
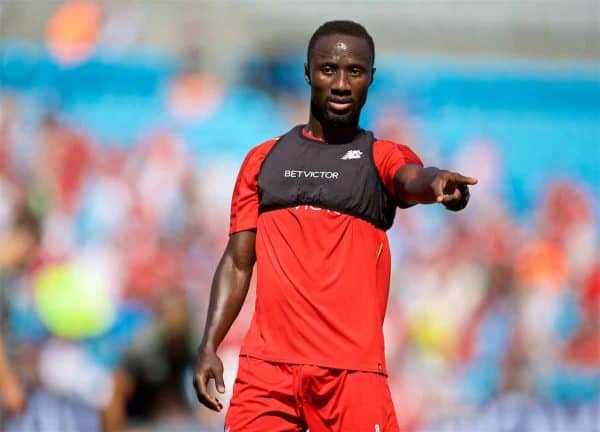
[449,173,478,185]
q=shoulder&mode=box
[246,137,280,160]
[239,137,280,172]
[372,138,423,167]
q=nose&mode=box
[332,70,351,93]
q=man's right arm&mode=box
[193,230,256,412]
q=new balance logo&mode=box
[341,150,363,160]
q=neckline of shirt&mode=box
[300,125,365,145]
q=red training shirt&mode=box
[229,127,423,374]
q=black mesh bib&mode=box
[257,125,396,231]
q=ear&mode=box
[304,62,311,85]
[370,67,376,85]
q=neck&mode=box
[306,112,359,144]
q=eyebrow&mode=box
[311,51,370,62]
[311,57,371,69]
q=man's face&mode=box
[306,33,374,127]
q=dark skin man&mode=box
[193,32,477,412]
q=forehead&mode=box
[311,33,372,65]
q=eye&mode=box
[320,65,335,75]
[350,67,363,77]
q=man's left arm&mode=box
[393,164,478,211]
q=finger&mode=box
[450,173,478,185]
[443,188,462,202]
[214,368,226,394]
[432,178,445,202]
[193,373,209,404]
[195,372,222,412]
[206,370,224,411]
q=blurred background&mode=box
[0,1,598,431]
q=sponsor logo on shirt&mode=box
[284,170,339,179]
[341,149,363,160]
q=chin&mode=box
[325,111,357,126]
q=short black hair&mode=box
[307,20,375,67]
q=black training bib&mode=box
[257,125,396,230]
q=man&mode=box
[194,20,477,431]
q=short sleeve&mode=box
[373,139,423,201]
[229,139,278,235]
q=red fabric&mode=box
[228,129,423,373]
[45,129,92,214]
[225,356,399,432]
[373,138,423,201]
[564,332,600,367]
[581,263,600,318]
[228,138,278,234]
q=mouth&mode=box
[327,99,353,112]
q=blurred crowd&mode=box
[0,88,235,430]
[0,7,598,430]
[1,75,598,431]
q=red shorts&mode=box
[224,356,399,432]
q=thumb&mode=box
[432,179,444,202]
[214,371,226,394]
